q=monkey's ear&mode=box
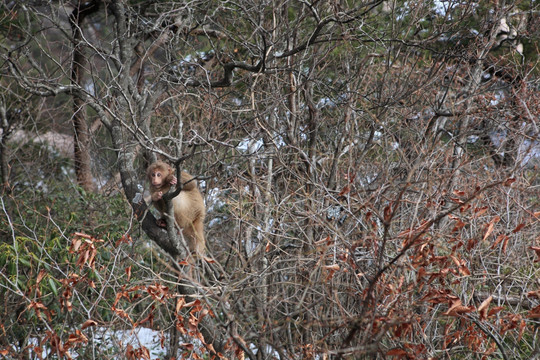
[165,165,175,184]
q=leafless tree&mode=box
[1,0,539,358]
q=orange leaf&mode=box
[67,330,88,344]
[530,246,540,262]
[338,185,350,197]
[478,296,492,320]
[503,177,516,186]
[202,255,216,263]
[384,205,392,222]
[445,305,474,316]
[501,235,510,253]
[491,234,508,249]
[528,305,540,319]
[512,223,525,233]
[70,239,82,253]
[176,297,186,313]
[184,299,201,308]
[487,306,504,317]
[483,216,500,241]
[181,343,195,350]
[387,348,408,356]
[36,269,47,285]
[444,299,473,316]
[81,319,98,330]
[125,266,132,282]
[324,264,340,280]
[473,206,488,218]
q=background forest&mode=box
[1,0,539,359]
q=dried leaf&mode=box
[324,264,340,280]
[528,305,540,319]
[478,296,492,320]
[512,223,526,233]
[386,348,408,356]
[445,299,473,316]
[181,343,195,350]
[125,266,132,282]
[338,185,350,197]
[176,297,186,313]
[70,239,82,253]
[36,269,47,285]
[81,319,97,330]
[503,177,516,186]
[202,255,216,263]
[473,206,488,218]
[501,235,510,253]
[384,204,392,222]
[530,246,540,262]
[487,306,504,317]
[67,330,88,345]
[491,234,508,249]
[483,216,500,242]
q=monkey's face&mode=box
[150,170,166,188]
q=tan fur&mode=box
[147,161,206,256]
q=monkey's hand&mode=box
[170,176,178,186]
[156,218,167,228]
[154,191,163,200]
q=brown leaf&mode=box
[502,235,510,253]
[487,306,504,317]
[176,297,186,313]
[384,204,392,222]
[444,299,473,316]
[491,234,508,249]
[483,216,500,242]
[125,266,132,282]
[324,264,340,280]
[530,246,540,262]
[202,255,216,263]
[473,206,488,218]
[36,269,47,285]
[477,296,492,320]
[503,177,516,186]
[70,239,82,253]
[386,348,408,356]
[67,330,88,345]
[81,319,97,330]
[511,223,526,233]
[338,185,350,197]
[181,343,195,350]
[528,305,540,319]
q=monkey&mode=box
[147,161,206,257]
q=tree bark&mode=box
[69,1,100,192]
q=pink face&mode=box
[150,170,166,188]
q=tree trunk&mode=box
[70,1,99,192]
